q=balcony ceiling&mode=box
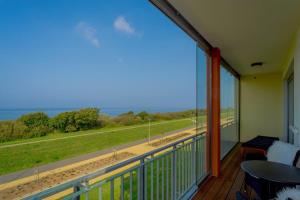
[167,0,300,75]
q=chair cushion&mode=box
[242,136,279,151]
[267,141,300,166]
[245,153,267,161]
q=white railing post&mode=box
[171,145,177,200]
[140,158,145,200]
[192,137,196,185]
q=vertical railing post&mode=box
[171,145,177,200]
[191,137,196,185]
[140,158,145,200]
[73,180,88,200]
[195,137,198,183]
[73,184,81,200]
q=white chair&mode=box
[275,188,300,200]
[267,141,299,166]
[270,141,300,200]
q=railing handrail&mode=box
[24,131,206,200]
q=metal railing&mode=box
[24,133,207,200]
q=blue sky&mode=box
[0,0,202,110]
[0,0,235,111]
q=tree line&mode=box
[0,108,198,142]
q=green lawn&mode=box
[0,118,196,175]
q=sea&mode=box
[0,107,191,121]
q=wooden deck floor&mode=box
[193,144,247,200]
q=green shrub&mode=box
[74,108,99,130]
[12,121,30,138]
[113,112,143,126]
[0,121,13,142]
[18,112,49,128]
[137,111,149,121]
[97,114,116,127]
[0,112,52,142]
[30,125,52,137]
[65,124,78,132]
[0,121,30,142]
[51,111,77,132]
[18,112,51,137]
[50,108,99,132]
[124,111,134,115]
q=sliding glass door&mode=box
[220,66,239,159]
[196,46,209,181]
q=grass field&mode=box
[0,118,196,175]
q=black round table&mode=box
[241,160,300,199]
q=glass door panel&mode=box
[220,66,239,159]
[196,46,209,181]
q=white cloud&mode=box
[76,21,100,48]
[114,16,135,35]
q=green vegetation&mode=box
[51,108,99,132]
[0,121,29,142]
[0,108,100,142]
[0,108,197,143]
[0,118,194,175]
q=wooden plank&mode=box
[193,146,243,200]
[193,145,241,200]
[215,161,241,199]
[226,169,245,200]
[193,147,237,199]
[205,146,240,199]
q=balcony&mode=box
[1,1,300,200]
